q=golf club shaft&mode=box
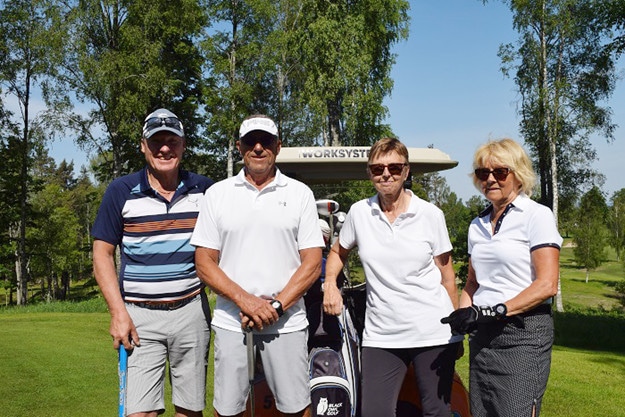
[246,329,255,417]
[118,346,128,417]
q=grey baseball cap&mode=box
[142,108,184,139]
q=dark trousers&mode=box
[361,342,459,417]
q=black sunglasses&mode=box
[240,135,277,148]
[474,167,511,181]
[368,163,407,176]
[144,116,182,132]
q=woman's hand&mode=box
[323,281,344,316]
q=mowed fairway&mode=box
[1,309,624,416]
[2,240,624,416]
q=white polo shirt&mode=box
[468,193,563,306]
[340,191,462,348]
[190,168,324,333]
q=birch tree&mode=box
[486,0,620,311]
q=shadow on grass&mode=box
[555,309,625,354]
[567,278,620,287]
[589,354,625,373]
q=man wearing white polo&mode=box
[191,114,324,417]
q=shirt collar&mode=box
[478,192,530,218]
[235,167,287,189]
[139,166,194,195]
[370,189,418,215]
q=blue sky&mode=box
[383,1,625,202]
[45,1,624,202]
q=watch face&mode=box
[272,301,280,309]
[495,304,506,315]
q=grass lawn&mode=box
[2,309,623,417]
[1,239,624,416]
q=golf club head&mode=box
[316,199,340,216]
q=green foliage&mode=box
[63,0,208,182]
[572,186,608,278]
[496,0,618,212]
[608,188,625,261]
[615,280,625,308]
[0,0,69,304]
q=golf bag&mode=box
[307,309,360,417]
[305,262,360,417]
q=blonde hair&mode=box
[472,138,536,196]
[368,137,409,165]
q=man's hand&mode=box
[239,296,280,331]
[110,310,140,350]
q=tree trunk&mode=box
[327,99,342,146]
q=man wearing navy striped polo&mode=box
[92,108,214,417]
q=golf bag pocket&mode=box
[309,348,353,417]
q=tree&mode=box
[295,0,409,146]
[29,181,81,301]
[201,0,410,176]
[600,0,625,57]
[494,0,618,219]
[202,0,276,178]
[608,189,625,262]
[573,186,608,283]
[0,0,67,304]
[62,0,208,183]
[486,0,620,312]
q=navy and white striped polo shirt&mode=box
[92,167,214,302]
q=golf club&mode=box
[316,199,340,246]
[246,328,255,417]
[118,345,128,417]
[315,199,340,217]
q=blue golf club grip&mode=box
[118,346,128,417]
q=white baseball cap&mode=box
[239,116,278,139]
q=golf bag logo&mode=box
[314,396,344,416]
[316,397,328,415]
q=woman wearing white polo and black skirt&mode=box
[441,138,562,417]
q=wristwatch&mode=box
[270,299,284,317]
[494,303,507,318]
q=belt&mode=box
[518,304,552,317]
[131,294,198,311]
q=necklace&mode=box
[148,173,178,200]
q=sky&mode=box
[382,1,625,202]
[44,1,625,202]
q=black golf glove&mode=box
[440,305,502,335]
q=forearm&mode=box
[195,247,253,309]
[324,241,348,287]
[93,241,126,316]
[436,252,458,309]
[93,239,137,348]
[276,247,322,310]
[459,260,478,308]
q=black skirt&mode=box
[468,311,554,417]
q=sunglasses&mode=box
[240,135,277,148]
[474,167,511,181]
[144,116,183,132]
[368,163,407,176]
